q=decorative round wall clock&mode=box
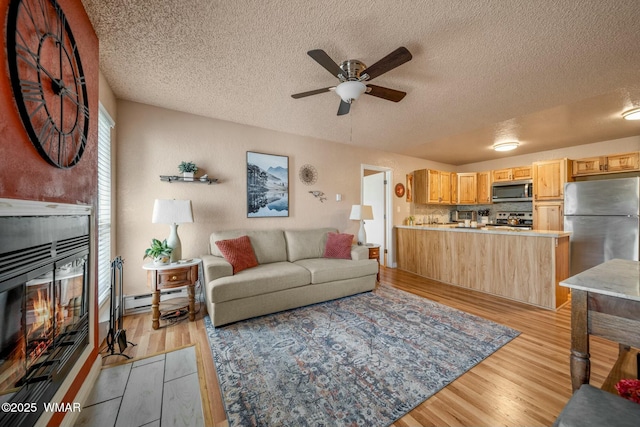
[7,0,90,169]
[299,164,318,185]
[395,183,405,198]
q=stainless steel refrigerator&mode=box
[564,177,640,276]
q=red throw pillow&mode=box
[215,235,258,274]
[323,232,354,259]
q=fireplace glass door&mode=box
[0,254,88,398]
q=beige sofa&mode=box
[201,228,378,326]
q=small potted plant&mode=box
[178,161,198,181]
[144,238,173,265]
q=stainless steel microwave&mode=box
[491,180,533,202]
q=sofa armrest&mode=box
[350,245,369,261]
[201,254,233,283]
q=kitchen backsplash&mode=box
[411,202,532,224]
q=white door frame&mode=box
[360,164,393,268]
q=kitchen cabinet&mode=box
[477,171,492,204]
[451,173,458,204]
[533,158,570,201]
[492,166,532,182]
[414,169,455,204]
[534,201,564,231]
[457,173,477,204]
[572,152,639,176]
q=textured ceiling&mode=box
[82,0,640,165]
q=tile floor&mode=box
[74,346,204,427]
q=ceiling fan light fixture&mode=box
[335,81,366,103]
[493,141,519,152]
[622,107,640,121]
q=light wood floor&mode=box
[103,267,620,427]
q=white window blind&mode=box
[97,103,115,305]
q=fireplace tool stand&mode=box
[103,256,136,359]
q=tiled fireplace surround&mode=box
[0,199,96,427]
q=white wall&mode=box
[116,100,441,296]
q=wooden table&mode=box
[143,258,201,330]
[366,244,381,281]
[560,259,640,393]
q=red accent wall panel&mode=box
[0,0,99,205]
[0,1,100,424]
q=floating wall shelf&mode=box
[160,175,218,184]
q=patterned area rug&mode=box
[205,285,519,426]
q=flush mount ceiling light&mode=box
[335,81,367,103]
[493,141,520,152]
[622,107,640,120]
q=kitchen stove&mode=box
[488,211,534,229]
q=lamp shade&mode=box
[335,81,367,103]
[152,199,194,224]
[349,205,374,221]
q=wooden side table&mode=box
[367,244,381,281]
[143,258,201,330]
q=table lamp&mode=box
[152,199,193,262]
[349,204,374,245]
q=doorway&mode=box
[361,165,393,268]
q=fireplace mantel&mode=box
[0,198,92,217]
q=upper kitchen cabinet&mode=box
[413,169,455,205]
[477,171,492,204]
[492,166,532,182]
[457,173,477,204]
[572,152,639,176]
[533,158,570,201]
[451,173,458,204]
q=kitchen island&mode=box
[396,225,570,309]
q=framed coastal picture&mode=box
[247,151,289,217]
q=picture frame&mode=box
[247,151,289,217]
[406,173,413,202]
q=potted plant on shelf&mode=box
[144,238,173,266]
[178,161,198,181]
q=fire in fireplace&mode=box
[0,214,90,427]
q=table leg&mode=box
[151,290,160,330]
[570,289,590,392]
[187,284,195,321]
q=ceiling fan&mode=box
[291,47,413,116]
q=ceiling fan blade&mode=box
[337,100,351,116]
[363,47,412,80]
[308,49,347,79]
[365,84,407,102]
[291,87,334,99]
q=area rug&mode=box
[205,285,519,426]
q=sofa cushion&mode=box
[294,258,378,284]
[210,262,311,303]
[214,235,258,274]
[285,228,337,262]
[210,229,287,264]
[323,232,354,259]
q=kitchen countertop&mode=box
[396,224,570,238]
[560,259,640,302]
